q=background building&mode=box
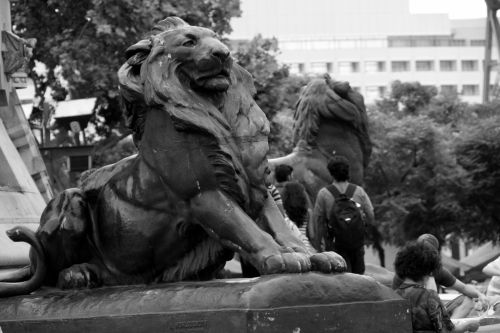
[230,0,491,104]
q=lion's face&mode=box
[148,26,233,92]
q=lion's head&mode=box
[118,17,270,216]
[292,74,372,167]
[118,17,238,143]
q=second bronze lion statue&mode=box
[0,17,345,296]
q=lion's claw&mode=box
[261,252,311,274]
[57,263,102,289]
[310,251,347,273]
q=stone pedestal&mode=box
[0,273,412,333]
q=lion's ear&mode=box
[125,39,152,66]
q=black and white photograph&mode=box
[0,0,498,332]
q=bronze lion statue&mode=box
[269,75,385,265]
[270,75,371,198]
[0,17,345,297]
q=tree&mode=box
[12,0,241,137]
[233,35,287,120]
[232,35,310,156]
[365,110,465,245]
[454,116,500,242]
[375,80,437,116]
[424,92,468,126]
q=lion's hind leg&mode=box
[159,237,232,282]
[37,188,95,285]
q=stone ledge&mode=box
[0,272,412,333]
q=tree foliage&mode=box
[375,80,437,116]
[12,0,241,137]
[232,35,309,156]
[366,81,500,245]
[365,111,466,245]
[454,116,500,242]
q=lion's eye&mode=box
[182,40,196,47]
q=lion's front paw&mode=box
[310,251,347,273]
[261,252,311,274]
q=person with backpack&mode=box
[309,155,374,274]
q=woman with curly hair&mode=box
[395,242,479,333]
[281,181,315,253]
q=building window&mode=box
[326,62,333,73]
[440,85,457,95]
[483,59,499,71]
[365,86,379,101]
[461,60,478,71]
[310,62,327,74]
[440,60,457,71]
[470,39,486,47]
[362,39,387,48]
[423,85,437,92]
[365,86,386,101]
[378,86,387,97]
[391,61,410,72]
[337,40,358,48]
[388,38,412,47]
[416,60,434,71]
[462,84,479,96]
[289,63,305,75]
[309,40,333,49]
[281,41,304,50]
[68,155,91,172]
[365,61,386,73]
[338,61,360,74]
[449,40,466,47]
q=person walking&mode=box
[309,155,374,274]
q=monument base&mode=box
[0,272,411,333]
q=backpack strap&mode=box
[345,183,357,199]
[325,185,341,199]
[326,184,356,199]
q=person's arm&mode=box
[309,190,327,251]
[436,266,489,307]
[451,279,488,305]
[450,318,480,333]
[357,186,375,225]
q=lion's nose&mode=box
[212,47,230,62]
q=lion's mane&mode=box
[117,17,270,218]
[293,74,372,167]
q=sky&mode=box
[409,0,486,19]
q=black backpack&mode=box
[325,184,365,250]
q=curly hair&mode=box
[327,155,350,181]
[394,241,441,282]
[281,181,309,227]
[275,164,293,183]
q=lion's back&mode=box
[79,154,137,196]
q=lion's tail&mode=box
[0,226,46,297]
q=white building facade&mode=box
[230,0,491,104]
